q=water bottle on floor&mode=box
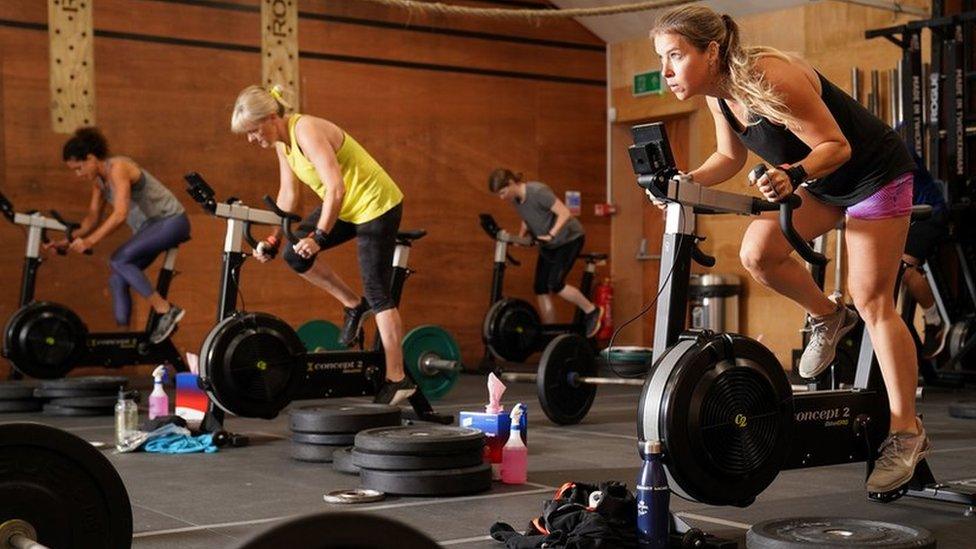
[636,439,669,548]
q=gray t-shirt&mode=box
[513,182,583,249]
[98,157,185,233]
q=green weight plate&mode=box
[402,325,460,400]
[296,320,344,352]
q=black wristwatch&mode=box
[312,229,329,248]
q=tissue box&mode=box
[459,408,528,480]
[175,373,208,429]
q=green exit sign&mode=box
[633,70,663,96]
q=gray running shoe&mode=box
[798,304,859,379]
[866,418,931,493]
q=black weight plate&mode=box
[48,395,119,408]
[290,442,343,463]
[291,432,357,446]
[0,422,132,548]
[355,426,485,456]
[538,334,597,425]
[40,376,129,390]
[290,403,401,434]
[0,382,37,400]
[331,447,360,475]
[485,298,541,363]
[0,399,43,413]
[746,517,936,549]
[352,447,484,471]
[949,400,976,420]
[34,387,119,399]
[232,512,439,549]
[42,403,113,417]
[360,463,492,496]
[202,312,306,419]
[4,302,88,379]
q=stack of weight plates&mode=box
[0,381,43,414]
[289,404,401,464]
[354,426,491,496]
[33,376,129,417]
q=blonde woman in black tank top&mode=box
[651,6,925,494]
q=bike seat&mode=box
[910,204,933,221]
[397,230,427,244]
[581,252,608,262]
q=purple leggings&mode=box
[109,213,190,325]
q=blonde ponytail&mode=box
[230,84,294,134]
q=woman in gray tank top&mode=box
[55,127,190,344]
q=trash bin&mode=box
[688,274,741,333]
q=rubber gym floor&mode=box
[4,374,976,548]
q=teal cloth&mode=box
[144,433,218,454]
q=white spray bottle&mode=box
[149,365,169,420]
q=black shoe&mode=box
[341,298,374,347]
[373,378,417,406]
[150,305,185,344]
[584,306,604,338]
[921,321,947,360]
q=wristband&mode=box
[265,235,280,249]
[780,164,808,189]
[311,229,329,249]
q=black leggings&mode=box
[283,203,402,313]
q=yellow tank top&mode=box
[284,114,403,224]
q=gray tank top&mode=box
[99,157,184,232]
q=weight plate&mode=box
[331,447,360,475]
[351,447,484,471]
[291,432,357,446]
[484,298,541,363]
[322,489,382,504]
[0,382,37,400]
[290,442,343,463]
[746,517,936,549]
[202,312,306,419]
[296,319,345,352]
[948,400,976,420]
[538,334,597,425]
[600,346,653,365]
[403,325,460,400]
[47,395,119,408]
[42,403,113,417]
[360,462,492,496]
[638,332,794,507]
[0,399,43,413]
[40,376,129,390]
[290,404,401,434]
[355,426,485,456]
[947,319,973,363]
[232,512,438,549]
[4,302,87,379]
[0,422,132,548]
[34,387,119,399]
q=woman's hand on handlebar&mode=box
[68,237,92,255]
[253,236,279,263]
[43,238,69,254]
[645,188,668,210]
[293,236,321,259]
[750,165,793,202]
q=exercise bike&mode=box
[479,213,606,364]
[184,174,453,434]
[629,122,975,520]
[0,190,188,379]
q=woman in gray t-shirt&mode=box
[55,127,190,344]
[488,168,602,337]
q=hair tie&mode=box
[269,85,284,102]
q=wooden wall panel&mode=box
[0,0,606,378]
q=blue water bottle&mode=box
[636,439,669,548]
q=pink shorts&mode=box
[845,172,914,220]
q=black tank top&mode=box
[717,72,915,207]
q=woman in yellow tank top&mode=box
[230,85,414,406]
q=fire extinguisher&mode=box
[593,277,614,343]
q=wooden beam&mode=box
[48,0,95,133]
[261,0,299,108]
